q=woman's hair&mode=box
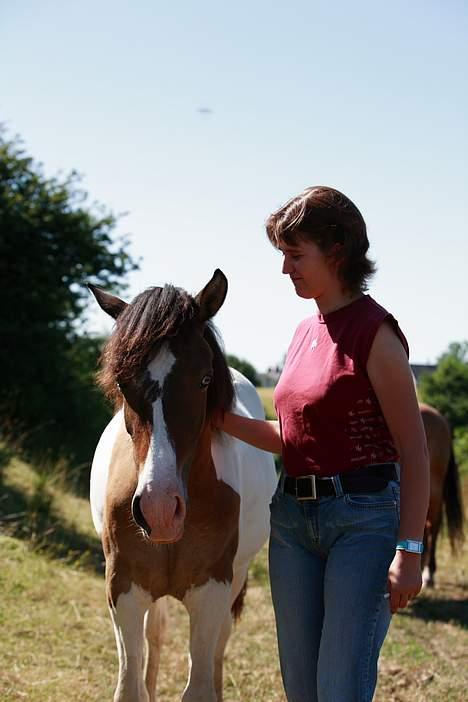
[266,186,376,294]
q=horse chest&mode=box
[105,477,241,603]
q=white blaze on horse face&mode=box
[136,343,186,541]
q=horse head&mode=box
[89,270,234,544]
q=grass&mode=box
[0,452,467,701]
[257,386,276,420]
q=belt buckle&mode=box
[296,474,317,501]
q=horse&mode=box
[88,270,277,702]
[419,403,464,587]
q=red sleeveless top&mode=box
[274,295,409,477]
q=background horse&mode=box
[89,270,277,702]
[420,403,464,587]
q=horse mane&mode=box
[98,285,234,418]
[204,322,235,420]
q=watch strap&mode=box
[396,539,424,554]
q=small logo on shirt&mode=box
[310,337,318,350]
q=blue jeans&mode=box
[269,476,400,702]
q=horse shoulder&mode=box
[212,368,276,490]
[211,369,277,566]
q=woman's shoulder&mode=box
[295,315,317,333]
[361,295,391,321]
[285,315,318,358]
[361,296,409,359]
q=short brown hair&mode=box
[266,186,376,294]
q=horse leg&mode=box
[423,511,442,588]
[182,578,232,702]
[213,609,233,701]
[428,515,442,588]
[422,521,433,588]
[109,583,152,702]
[214,566,248,701]
[144,597,168,702]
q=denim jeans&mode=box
[269,476,400,702]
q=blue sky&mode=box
[2,0,467,371]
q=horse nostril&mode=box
[174,494,186,521]
[131,495,152,536]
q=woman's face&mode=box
[279,238,340,301]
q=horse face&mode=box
[130,329,214,543]
[88,270,228,545]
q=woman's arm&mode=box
[218,412,282,454]
[367,321,430,612]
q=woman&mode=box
[218,186,429,702]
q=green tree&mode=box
[419,342,468,431]
[0,129,138,478]
[226,354,259,387]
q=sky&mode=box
[1,0,467,372]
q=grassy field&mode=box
[1,450,467,702]
[257,386,276,420]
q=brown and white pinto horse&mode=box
[89,270,277,702]
[420,403,464,587]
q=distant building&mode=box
[259,363,437,388]
[258,366,282,387]
[410,364,437,384]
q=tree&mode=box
[0,129,138,477]
[226,354,259,387]
[419,342,468,431]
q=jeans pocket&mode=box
[344,484,398,510]
[269,491,300,529]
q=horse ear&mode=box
[195,269,228,322]
[87,283,128,320]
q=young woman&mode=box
[218,186,429,702]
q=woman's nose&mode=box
[282,256,293,275]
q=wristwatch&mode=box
[396,539,424,554]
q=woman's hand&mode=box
[387,550,423,613]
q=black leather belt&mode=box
[282,463,399,501]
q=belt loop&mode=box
[279,472,286,493]
[394,462,401,482]
[331,474,344,497]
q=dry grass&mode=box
[0,456,467,701]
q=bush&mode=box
[0,128,137,484]
[454,427,468,478]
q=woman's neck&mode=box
[315,289,363,316]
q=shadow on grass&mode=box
[0,479,105,575]
[400,593,468,630]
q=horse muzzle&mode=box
[132,489,187,544]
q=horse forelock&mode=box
[97,285,234,439]
[98,285,196,404]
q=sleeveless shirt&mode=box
[273,295,409,477]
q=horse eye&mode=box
[200,374,212,388]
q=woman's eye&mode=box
[200,374,212,388]
[282,250,302,261]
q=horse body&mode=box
[420,402,464,587]
[89,272,276,702]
